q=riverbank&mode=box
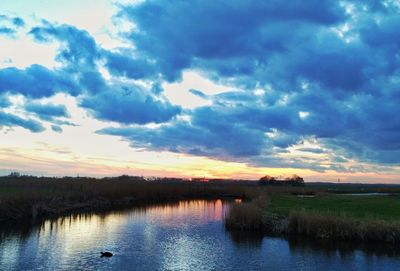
[3,175,400,246]
[0,176,256,222]
[225,193,400,244]
[3,198,398,271]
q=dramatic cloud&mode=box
[117,0,346,81]
[100,104,266,158]
[0,65,79,98]
[103,51,157,80]
[81,85,181,125]
[96,0,400,169]
[29,23,99,69]
[1,0,400,173]
[25,102,69,121]
[0,111,44,132]
[25,23,180,125]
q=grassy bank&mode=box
[269,194,400,221]
[225,192,400,244]
[0,176,255,221]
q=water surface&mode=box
[345,193,391,196]
[0,200,399,270]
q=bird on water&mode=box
[100,252,113,257]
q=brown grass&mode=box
[225,190,400,244]
[288,210,400,244]
[0,176,256,221]
[224,193,269,230]
[225,203,264,230]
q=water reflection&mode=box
[288,236,400,258]
[0,200,232,271]
[226,230,264,248]
[0,199,399,271]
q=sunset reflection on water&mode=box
[1,199,399,271]
[0,199,236,271]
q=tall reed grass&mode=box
[225,191,400,244]
[224,193,269,230]
[288,210,400,244]
[0,176,255,221]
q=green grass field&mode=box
[268,194,400,221]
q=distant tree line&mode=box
[2,172,303,186]
[258,174,305,186]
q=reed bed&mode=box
[225,192,400,244]
[288,210,400,244]
[0,176,255,221]
[224,193,269,230]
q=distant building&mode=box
[191,177,209,182]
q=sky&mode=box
[0,0,400,183]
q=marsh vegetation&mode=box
[2,174,400,245]
[0,175,253,221]
[225,185,400,244]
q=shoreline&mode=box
[1,195,241,222]
[225,196,400,245]
[0,176,250,222]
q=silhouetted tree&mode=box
[285,174,305,186]
[258,175,277,185]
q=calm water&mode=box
[1,200,399,271]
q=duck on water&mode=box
[100,252,113,257]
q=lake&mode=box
[0,199,399,270]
